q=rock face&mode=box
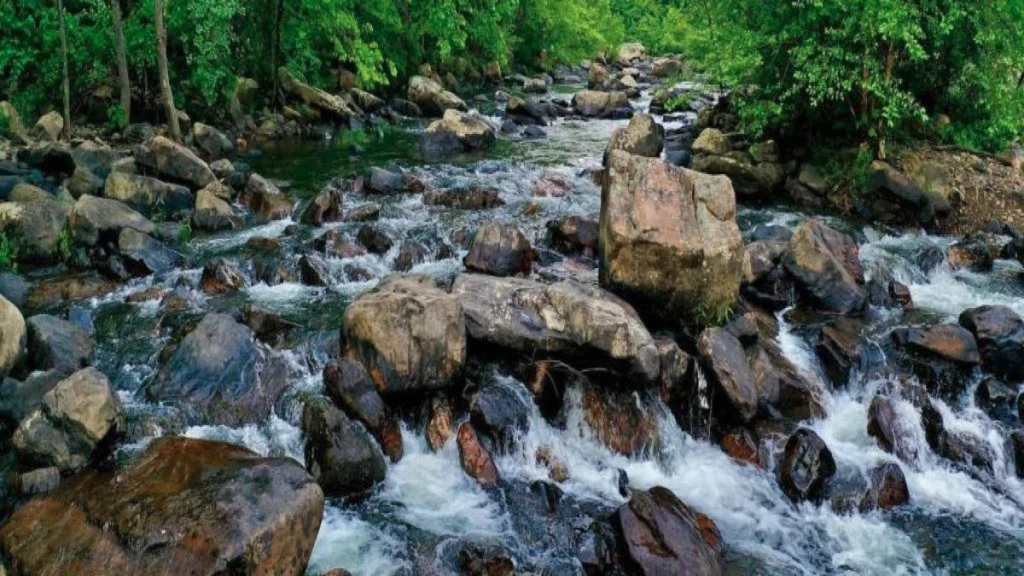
[407,75,467,117]
[452,274,660,382]
[12,368,123,473]
[279,67,362,123]
[463,223,533,277]
[959,305,1024,381]
[697,327,758,422]
[145,313,288,425]
[0,294,25,376]
[343,275,466,394]
[420,110,497,158]
[572,90,629,118]
[26,314,94,375]
[135,136,216,190]
[604,113,664,161]
[0,437,324,576]
[782,219,867,314]
[612,487,724,576]
[302,400,387,496]
[0,199,71,262]
[69,194,156,246]
[600,150,745,325]
[778,428,836,502]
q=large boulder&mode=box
[11,368,123,473]
[866,161,951,226]
[278,67,362,123]
[68,194,156,246]
[697,327,758,422]
[420,110,497,158]
[612,487,724,576]
[323,358,403,462]
[452,274,660,382]
[145,313,289,425]
[135,136,216,190]
[0,293,25,377]
[778,428,836,502]
[572,90,629,118]
[190,122,235,161]
[0,100,26,140]
[343,275,466,394]
[599,150,745,326]
[604,113,664,162]
[32,111,64,142]
[782,220,867,314]
[302,400,387,496]
[192,186,242,231]
[26,314,94,375]
[463,222,533,277]
[616,43,647,66]
[407,75,467,117]
[104,172,193,218]
[117,228,183,275]
[0,437,323,576]
[959,305,1024,382]
[691,154,786,199]
[0,199,71,261]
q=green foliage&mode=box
[178,218,192,246]
[106,103,127,130]
[57,227,72,262]
[0,232,17,273]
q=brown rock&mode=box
[426,397,455,451]
[721,429,761,467]
[582,386,660,456]
[457,422,499,486]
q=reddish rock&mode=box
[869,463,910,510]
[533,171,574,197]
[721,430,762,467]
[457,423,499,486]
[582,386,660,457]
[426,398,455,452]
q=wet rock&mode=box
[423,186,504,210]
[395,242,428,272]
[457,422,499,486]
[601,151,744,326]
[200,257,245,294]
[356,224,393,254]
[343,274,466,394]
[243,174,293,222]
[389,97,422,117]
[323,358,402,462]
[117,228,182,276]
[0,199,72,262]
[975,376,1014,417]
[426,397,455,451]
[26,314,93,375]
[612,486,724,576]
[190,122,235,161]
[959,305,1024,382]
[452,274,660,382]
[344,203,381,222]
[923,401,996,473]
[890,281,913,309]
[868,463,910,510]
[866,396,919,463]
[471,381,530,445]
[459,542,515,576]
[25,272,117,310]
[816,317,866,386]
[697,327,758,422]
[420,110,497,158]
[407,75,467,117]
[0,437,323,576]
[778,428,836,502]
[104,172,193,218]
[192,186,241,231]
[279,67,362,123]
[68,194,155,247]
[721,429,762,467]
[583,386,660,456]
[546,215,598,257]
[302,399,387,496]
[463,223,533,277]
[894,324,980,365]
[300,187,344,224]
[145,313,288,426]
[240,303,299,346]
[134,136,215,190]
[12,367,123,473]
[1013,432,1024,479]
[572,90,630,118]
[782,219,867,314]
[299,253,331,287]
[604,113,664,162]
[506,96,550,126]
[693,128,730,156]
[0,370,63,430]
[366,166,426,195]
[532,171,574,197]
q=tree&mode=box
[111,0,130,126]
[154,0,181,142]
[57,0,71,140]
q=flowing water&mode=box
[54,82,1024,574]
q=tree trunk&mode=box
[154,0,182,142]
[112,0,131,126]
[57,0,71,140]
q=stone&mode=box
[572,90,629,118]
[25,273,117,310]
[523,77,548,94]
[300,187,344,224]
[616,42,646,66]
[816,317,866,386]
[243,174,293,223]
[866,395,919,463]
[612,486,724,576]
[0,437,323,576]
[13,467,61,496]
[0,370,63,430]
[192,186,241,231]
[894,324,980,365]
[426,397,455,451]
[420,110,497,158]
[191,122,235,160]
[356,224,393,254]
[452,274,660,382]
[604,113,664,162]
[0,294,25,377]
[721,429,761,467]
[407,75,467,117]
[463,223,533,277]
[692,128,730,156]
[547,216,598,256]
[697,327,758,422]
[423,186,504,210]
[32,111,64,142]
[210,158,235,180]
[134,136,216,190]
[869,463,910,510]
[343,275,466,394]
[782,219,867,314]
[457,422,499,486]
[68,194,155,247]
[302,400,387,496]
[470,380,531,444]
[279,67,362,123]
[600,151,745,326]
[299,253,331,287]
[866,161,951,226]
[200,258,245,294]
[366,167,425,195]
[26,314,93,375]
[959,305,1024,381]
[651,57,682,78]
[9,183,53,203]
[394,242,427,272]
[103,172,193,218]
[323,358,402,462]
[344,203,381,222]
[0,101,26,139]
[533,171,574,197]
[778,428,836,502]
[12,368,123,473]
[145,313,288,426]
[0,199,71,262]
[117,228,182,275]
[582,386,660,456]
[691,154,786,198]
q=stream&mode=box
[49,80,1024,575]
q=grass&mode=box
[0,231,16,272]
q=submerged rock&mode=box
[0,437,323,576]
[423,186,504,210]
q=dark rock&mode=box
[867,395,919,463]
[463,222,533,277]
[134,136,216,190]
[299,253,331,287]
[782,219,867,314]
[423,186,504,210]
[974,376,1013,417]
[582,386,660,457]
[420,110,497,158]
[343,203,381,222]
[470,381,530,445]
[322,358,403,462]
[959,305,1024,381]
[697,327,758,423]
[200,258,245,294]
[117,229,182,276]
[0,199,72,262]
[240,303,299,346]
[300,187,344,225]
[302,400,386,496]
[68,194,155,247]
[0,370,63,428]
[366,167,425,195]
[356,224,393,254]
[816,317,866,387]
[26,314,94,375]
[778,428,836,502]
[869,463,910,510]
[546,216,598,256]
